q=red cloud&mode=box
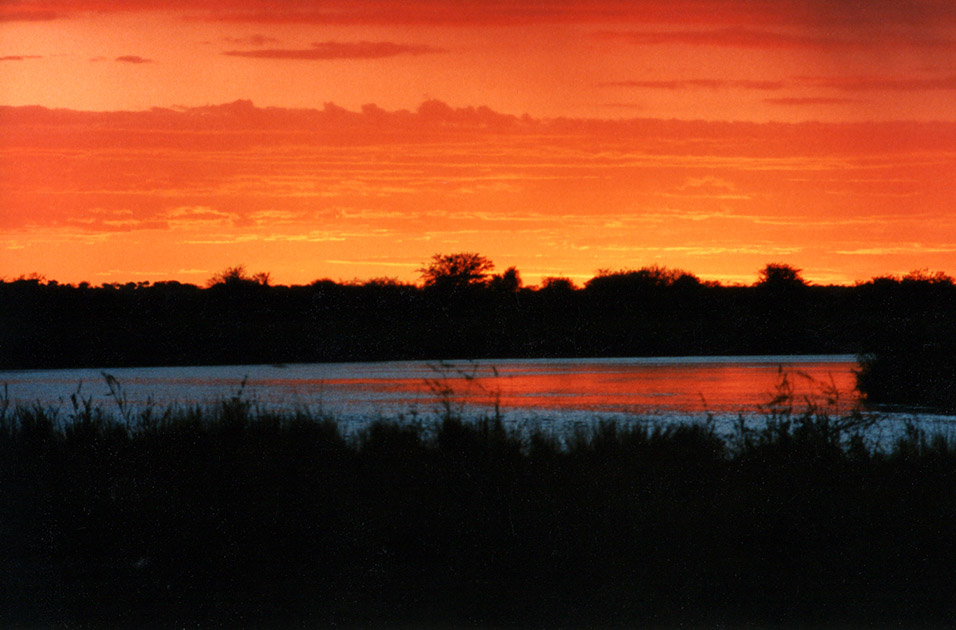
[115,55,154,63]
[598,27,864,50]
[601,79,786,90]
[764,97,860,106]
[1,0,955,29]
[0,8,60,21]
[0,55,42,61]
[3,99,956,262]
[191,0,956,30]
[223,41,445,59]
[803,75,956,91]
[223,34,279,46]
[5,99,956,159]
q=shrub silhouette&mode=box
[3,390,956,627]
[418,252,495,289]
[854,271,956,411]
[207,264,270,288]
[756,262,807,289]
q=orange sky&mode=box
[2,0,955,286]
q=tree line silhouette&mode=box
[3,254,955,409]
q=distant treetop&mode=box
[756,263,807,289]
[418,252,495,289]
[207,265,271,288]
[585,265,701,292]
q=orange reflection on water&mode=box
[0,358,860,420]
[318,358,861,417]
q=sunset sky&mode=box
[2,0,955,286]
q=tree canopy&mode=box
[418,252,495,289]
[207,265,271,288]
[756,263,807,289]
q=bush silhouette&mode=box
[4,390,956,627]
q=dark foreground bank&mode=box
[3,395,956,628]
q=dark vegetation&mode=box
[4,255,956,410]
[853,271,956,412]
[4,255,956,625]
[2,386,956,628]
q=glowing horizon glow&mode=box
[2,1,955,286]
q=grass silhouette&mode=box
[2,379,956,627]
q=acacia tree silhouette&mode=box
[418,253,495,290]
[207,265,271,288]
[756,263,807,289]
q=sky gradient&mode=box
[2,0,955,285]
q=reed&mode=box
[2,386,955,627]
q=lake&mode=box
[0,354,851,407]
[9,355,951,438]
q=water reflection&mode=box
[1,356,860,421]
[388,358,859,417]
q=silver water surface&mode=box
[2,356,954,439]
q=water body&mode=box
[4,356,956,440]
[0,354,920,428]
